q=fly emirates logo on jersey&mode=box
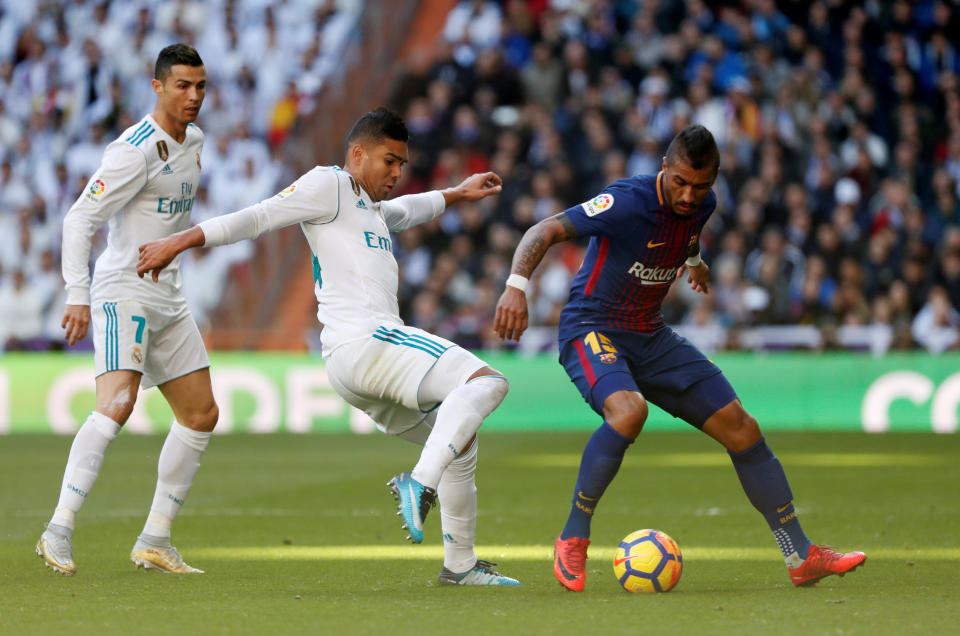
[157,182,195,215]
[626,261,678,285]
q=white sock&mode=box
[438,439,478,573]
[141,422,211,541]
[50,412,121,530]
[412,375,508,489]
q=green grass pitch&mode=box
[2,431,958,635]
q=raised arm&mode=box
[493,211,578,342]
[137,167,337,281]
[382,172,502,231]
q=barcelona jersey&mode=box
[557,171,717,346]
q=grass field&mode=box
[2,431,958,635]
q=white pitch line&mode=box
[190,545,960,561]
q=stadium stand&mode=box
[2,0,959,356]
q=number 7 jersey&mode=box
[62,114,203,308]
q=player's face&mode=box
[153,64,206,125]
[661,156,716,216]
[359,138,408,202]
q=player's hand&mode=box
[61,304,91,346]
[494,286,528,342]
[679,262,710,294]
[137,238,178,282]
[448,172,502,203]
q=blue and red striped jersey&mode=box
[557,172,717,344]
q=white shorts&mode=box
[325,324,487,436]
[91,300,210,389]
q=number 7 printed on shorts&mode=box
[131,316,146,343]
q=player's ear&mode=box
[661,156,667,172]
[151,78,163,96]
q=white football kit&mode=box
[62,115,209,387]
[199,166,486,434]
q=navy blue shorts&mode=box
[559,326,738,428]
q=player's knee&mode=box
[603,392,648,439]
[468,369,509,406]
[96,395,135,426]
[182,401,219,432]
[727,408,761,452]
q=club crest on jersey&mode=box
[275,184,296,199]
[581,193,614,217]
[156,140,169,161]
[131,346,143,364]
[599,352,617,364]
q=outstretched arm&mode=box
[493,212,578,342]
[137,225,206,282]
[383,172,502,231]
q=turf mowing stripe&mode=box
[190,545,960,561]
[514,453,947,468]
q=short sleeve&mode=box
[564,185,639,238]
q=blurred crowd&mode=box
[0,0,358,351]
[384,0,960,354]
[3,0,959,357]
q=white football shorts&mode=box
[91,299,210,389]
[325,324,487,436]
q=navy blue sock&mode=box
[729,437,812,564]
[560,422,633,540]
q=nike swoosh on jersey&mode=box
[647,240,665,248]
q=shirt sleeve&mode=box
[380,190,446,231]
[199,167,340,247]
[564,184,638,239]
[61,141,147,305]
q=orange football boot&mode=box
[789,544,867,587]
[554,535,590,591]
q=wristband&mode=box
[506,274,529,293]
[685,253,702,267]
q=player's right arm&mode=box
[61,142,147,345]
[493,212,578,342]
[137,168,338,281]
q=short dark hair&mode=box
[155,44,204,81]
[665,125,720,173]
[346,107,409,149]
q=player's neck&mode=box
[344,165,374,201]
[150,108,188,144]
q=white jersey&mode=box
[198,166,445,356]
[62,114,204,307]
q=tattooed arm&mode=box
[493,212,578,341]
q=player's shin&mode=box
[561,422,633,540]
[437,438,479,573]
[729,437,812,566]
[412,375,508,489]
[49,412,121,531]
[141,421,211,543]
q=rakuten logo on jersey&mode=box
[626,261,677,285]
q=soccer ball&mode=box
[613,529,683,593]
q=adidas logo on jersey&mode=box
[356,199,366,209]
[161,164,174,175]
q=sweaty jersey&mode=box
[198,166,445,356]
[557,172,717,344]
[62,115,203,307]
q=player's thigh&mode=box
[158,367,218,432]
[560,330,640,416]
[330,372,435,438]
[326,325,460,412]
[701,398,761,452]
[93,369,142,424]
[141,304,210,390]
[91,300,150,378]
[641,372,739,430]
[416,345,490,408]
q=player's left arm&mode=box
[382,172,502,231]
[679,199,716,295]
